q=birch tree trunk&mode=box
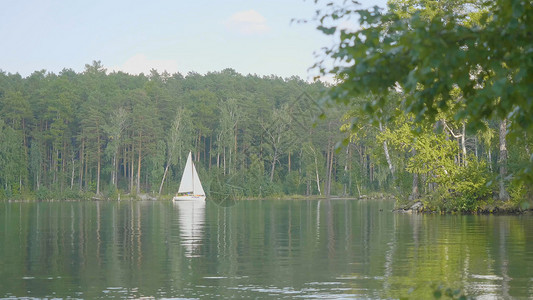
[328,145,335,196]
[84,146,88,190]
[111,154,117,186]
[343,146,349,195]
[499,118,509,201]
[462,122,467,166]
[136,132,142,194]
[71,157,75,189]
[158,110,186,195]
[96,134,101,195]
[79,138,84,190]
[310,146,321,195]
[130,143,135,193]
[488,149,493,172]
[269,146,279,182]
[379,121,394,176]
[158,165,170,196]
[409,148,419,201]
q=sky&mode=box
[1,0,387,81]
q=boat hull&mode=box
[172,195,206,201]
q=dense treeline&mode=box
[1,58,531,209]
[339,93,532,211]
[0,62,366,200]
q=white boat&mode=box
[173,151,206,201]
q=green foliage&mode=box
[105,185,119,200]
[36,187,51,201]
[378,110,494,211]
[283,172,302,194]
[5,51,523,207]
[0,119,28,192]
[507,180,530,208]
[60,189,88,200]
[149,140,166,188]
[439,158,492,212]
[315,0,533,183]
[406,133,457,177]
[0,65,343,199]
[207,169,244,203]
[87,181,97,194]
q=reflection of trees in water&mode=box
[499,218,510,298]
[1,201,532,298]
[326,200,335,260]
[382,208,397,293]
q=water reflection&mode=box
[1,200,532,299]
[173,200,205,257]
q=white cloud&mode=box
[110,54,179,75]
[225,10,269,35]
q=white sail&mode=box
[192,162,205,195]
[177,152,194,193]
[174,151,205,201]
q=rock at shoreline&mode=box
[395,201,424,213]
[138,194,157,201]
[410,201,423,212]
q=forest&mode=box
[0,64,351,201]
[1,0,532,213]
[0,59,531,212]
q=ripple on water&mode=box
[2,200,533,299]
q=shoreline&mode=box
[5,194,532,216]
[396,200,533,215]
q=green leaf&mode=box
[317,25,336,35]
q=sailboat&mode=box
[173,151,206,201]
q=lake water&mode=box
[1,199,532,299]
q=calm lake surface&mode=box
[1,199,532,299]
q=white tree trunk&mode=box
[158,165,170,196]
[462,122,467,166]
[379,121,394,176]
[314,151,321,195]
[499,118,509,201]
